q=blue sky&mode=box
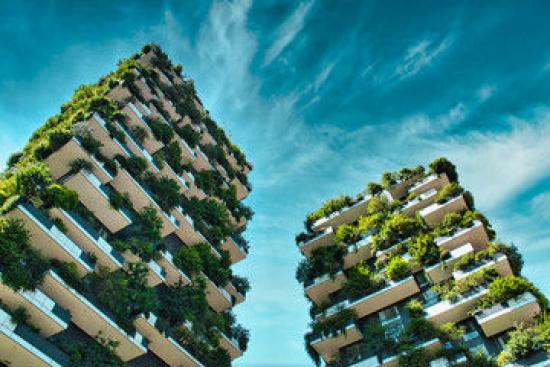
[1,1,550,366]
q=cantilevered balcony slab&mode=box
[0,279,70,337]
[343,236,374,269]
[111,168,177,237]
[298,227,335,258]
[231,177,250,201]
[387,174,424,201]
[408,174,450,197]
[123,102,164,154]
[306,271,347,306]
[181,171,207,200]
[475,292,541,337]
[452,253,513,280]
[425,287,488,326]
[160,162,190,194]
[63,169,133,233]
[107,84,132,104]
[425,243,475,284]
[203,273,232,313]
[380,338,442,367]
[45,137,114,183]
[171,205,208,245]
[310,321,363,364]
[225,282,245,307]
[323,276,420,320]
[420,195,469,227]
[40,271,148,361]
[135,313,204,367]
[86,113,134,159]
[120,251,167,287]
[435,220,489,252]
[10,203,94,277]
[175,136,198,163]
[221,236,247,264]
[50,208,124,271]
[116,119,163,173]
[218,331,243,360]
[402,188,438,216]
[158,250,192,286]
[312,194,382,232]
[193,146,214,171]
[134,77,156,102]
[0,309,70,367]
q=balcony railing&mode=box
[298,226,335,257]
[305,271,347,306]
[420,195,469,227]
[308,319,363,364]
[435,220,489,252]
[424,286,488,326]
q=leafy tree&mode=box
[429,157,458,182]
[41,184,79,210]
[14,162,52,198]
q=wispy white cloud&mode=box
[477,83,497,102]
[530,192,550,218]
[395,34,454,80]
[263,1,315,66]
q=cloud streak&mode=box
[395,34,454,80]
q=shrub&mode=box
[306,196,354,228]
[334,224,361,245]
[91,262,159,332]
[434,183,464,204]
[432,267,498,302]
[398,348,430,367]
[51,260,84,292]
[146,116,174,144]
[343,262,385,299]
[366,182,383,196]
[144,174,181,211]
[429,157,458,182]
[373,214,422,251]
[130,125,148,145]
[69,158,93,174]
[475,275,548,312]
[175,124,201,147]
[409,233,439,267]
[312,309,357,338]
[138,206,163,241]
[384,256,411,280]
[41,184,79,210]
[6,152,22,168]
[502,324,537,361]
[121,155,148,178]
[164,141,184,174]
[0,217,50,291]
[232,275,250,296]
[14,162,52,198]
[309,245,346,279]
[405,299,424,317]
[109,191,132,210]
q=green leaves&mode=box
[429,157,458,182]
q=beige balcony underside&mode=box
[221,237,246,264]
[436,222,489,252]
[40,272,146,361]
[0,329,59,367]
[64,172,131,234]
[121,105,164,154]
[300,228,336,258]
[477,296,541,337]
[421,195,469,227]
[306,272,347,306]
[86,116,130,159]
[388,174,423,200]
[312,197,372,232]
[409,174,450,196]
[343,243,374,269]
[219,333,243,360]
[313,324,363,364]
[204,276,232,313]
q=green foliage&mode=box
[232,275,250,296]
[130,125,148,145]
[334,224,361,245]
[51,260,84,292]
[366,182,384,196]
[69,158,93,174]
[109,191,132,210]
[311,309,357,338]
[429,157,458,182]
[183,198,232,244]
[41,184,79,210]
[164,141,186,174]
[432,267,498,302]
[381,165,425,189]
[306,196,354,228]
[398,348,430,367]
[500,324,538,363]
[118,155,148,178]
[91,262,158,332]
[372,214,423,251]
[405,299,424,317]
[145,116,174,144]
[174,243,231,287]
[53,333,125,367]
[384,256,411,280]
[342,262,385,299]
[175,124,201,147]
[434,182,464,204]
[309,245,346,279]
[409,233,440,267]
[6,152,23,168]
[0,217,50,291]
[14,162,52,198]
[433,210,477,237]
[475,275,548,312]
[138,206,163,241]
[143,173,181,211]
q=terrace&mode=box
[408,174,450,197]
[221,236,247,264]
[401,188,438,216]
[305,271,347,305]
[420,195,469,227]
[425,243,475,284]
[298,226,336,258]
[308,320,363,364]
[435,220,490,252]
[123,101,164,154]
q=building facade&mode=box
[296,158,549,367]
[0,45,252,367]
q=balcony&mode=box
[40,270,148,361]
[134,77,156,102]
[50,208,125,270]
[160,161,190,194]
[87,113,134,159]
[10,203,94,276]
[322,276,420,320]
[425,243,475,284]
[425,287,488,326]
[123,101,164,154]
[298,226,336,258]
[309,320,363,364]
[408,174,450,197]
[503,351,550,367]
[231,177,250,201]
[435,220,490,252]
[62,169,133,233]
[193,146,214,171]
[45,137,114,182]
[221,236,247,264]
[312,194,386,232]
[135,313,204,367]
[218,330,243,360]
[107,84,133,103]
[157,250,192,286]
[379,338,442,367]
[203,273,232,312]
[110,168,177,237]
[420,195,469,227]
[0,308,70,367]
[175,136,198,163]
[402,188,438,216]
[181,171,207,200]
[475,292,541,337]
[306,271,347,306]
[225,282,245,307]
[116,119,162,173]
[171,205,208,245]
[343,236,374,269]
[387,174,424,200]
[452,253,513,280]
[0,279,70,337]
